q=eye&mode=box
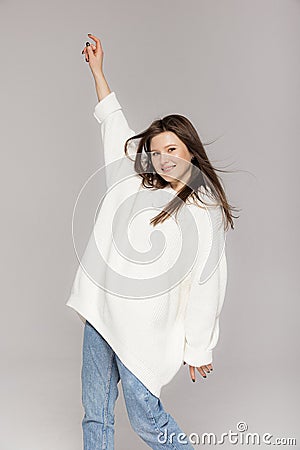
[151,148,176,156]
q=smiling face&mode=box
[149,131,194,191]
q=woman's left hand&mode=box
[183,361,213,382]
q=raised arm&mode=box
[81,33,110,102]
[93,91,137,167]
[82,34,138,186]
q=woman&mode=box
[66,34,237,450]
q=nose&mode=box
[160,153,170,165]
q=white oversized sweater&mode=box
[66,91,228,398]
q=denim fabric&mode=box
[81,320,194,450]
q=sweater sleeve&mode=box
[183,203,228,367]
[93,92,138,187]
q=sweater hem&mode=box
[66,295,183,398]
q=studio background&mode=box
[1,0,299,449]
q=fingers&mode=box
[196,366,207,378]
[86,44,93,62]
[81,45,96,55]
[81,34,102,65]
[189,365,196,382]
[87,33,101,52]
[82,47,88,63]
[199,364,212,375]
[185,364,214,383]
[87,33,98,41]
[81,43,96,63]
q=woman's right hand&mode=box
[81,34,104,80]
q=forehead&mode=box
[150,131,182,148]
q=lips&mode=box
[161,164,176,173]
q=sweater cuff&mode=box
[183,342,213,367]
[93,91,122,124]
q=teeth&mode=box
[162,165,176,171]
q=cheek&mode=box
[175,155,188,166]
[174,151,186,162]
[173,157,191,173]
[151,158,160,169]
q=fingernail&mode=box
[203,375,207,378]
[88,33,91,35]
[192,379,195,382]
[86,42,90,46]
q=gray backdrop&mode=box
[1,0,299,449]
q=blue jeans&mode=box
[81,320,194,450]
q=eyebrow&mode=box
[150,145,177,152]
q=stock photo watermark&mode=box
[71,152,226,301]
[157,421,297,446]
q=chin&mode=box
[160,175,176,183]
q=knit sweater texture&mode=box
[66,91,228,398]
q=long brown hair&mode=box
[124,114,239,231]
